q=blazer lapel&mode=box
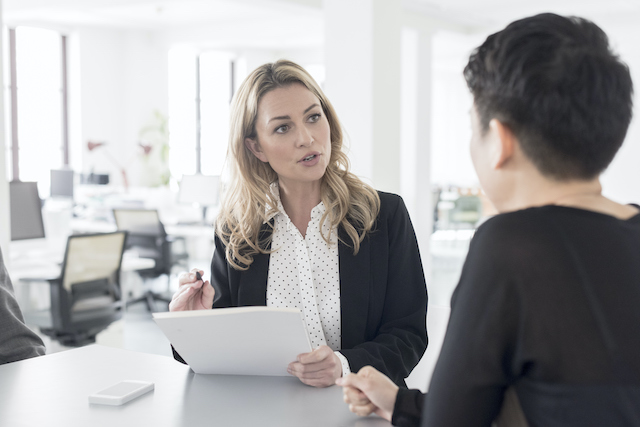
[339,228,370,349]
[239,252,269,306]
[238,222,272,306]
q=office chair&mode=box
[113,209,188,312]
[24,231,128,346]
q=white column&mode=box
[0,0,10,255]
[410,29,434,280]
[402,27,436,392]
[323,0,402,193]
[402,28,433,281]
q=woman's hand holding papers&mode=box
[287,345,342,388]
[335,366,398,422]
[169,269,215,312]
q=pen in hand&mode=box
[194,271,214,304]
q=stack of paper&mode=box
[153,307,312,376]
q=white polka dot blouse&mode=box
[265,183,350,375]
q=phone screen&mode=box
[96,381,147,397]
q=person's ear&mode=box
[245,137,268,163]
[488,119,515,170]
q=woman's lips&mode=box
[299,152,321,166]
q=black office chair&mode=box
[113,209,188,312]
[24,231,128,346]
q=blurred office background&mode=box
[1,0,639,391]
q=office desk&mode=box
[9,254,156,280]
[0,345,390,427]
[71,218,216,266]
[71,218,216,239]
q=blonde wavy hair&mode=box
[216,59,380,270]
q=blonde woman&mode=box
[170,59,428,388]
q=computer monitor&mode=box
[9,181,46,241]
[80,173,109,185]
[50,169,74,199]
[178,174,220,224]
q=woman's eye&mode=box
[308,113,321,123]
[275,125,289,134]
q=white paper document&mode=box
[153,307,312,376]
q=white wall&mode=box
[600,23,640,204]
[76,27,126,183]
[323,0,404,194]
[121,29,169,187]
[75,26,169,188]
[429,31,481,189]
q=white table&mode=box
[0,345,391,427]
[9,253,155,279]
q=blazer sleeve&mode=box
[211,233,234,308]
[172,233,234,363]
[0,248,46,365]
[340,193,428,385]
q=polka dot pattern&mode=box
[265,189,342,352]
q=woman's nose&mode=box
[296,125,314,147]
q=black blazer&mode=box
[210,191,428,386]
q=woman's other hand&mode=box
[169,269,215,311]
[287,345,342,388]
[335,366,399,422]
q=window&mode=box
[199,51,233,176]
[168,47,234,180]
[3,26,68,197]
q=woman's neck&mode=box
[495,173,637,220]
[277,180,322,237]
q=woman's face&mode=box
[470,105,499,205]
[470,105,489,190]
[245,83,331,189]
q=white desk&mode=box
[70,218,216,265]
[9,253,155,280]
[71,218,216,239]
[0,345,390,427]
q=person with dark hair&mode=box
[337,13,640,426]
[0,247,46,365]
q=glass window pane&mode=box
[168,46,197,180]
[15,26,63,196]
[199,51,232,177]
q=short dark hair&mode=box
[464,13,633,180]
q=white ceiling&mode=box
[406,0,640,29]
[3,0,326,49]
[4,0,640,39]
[3,0,322,30]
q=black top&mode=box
[174,192,428,386]
[393,205,640,427]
